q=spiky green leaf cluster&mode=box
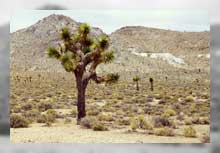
[47,23,117,75]
[47,47,61,59]
[61,27,71,41]
[106,73,119,83]
[98,35,109,49]
[133,76,140,82]
[60,52,77,72]
[102,51,114,63]
[79,23,91,35]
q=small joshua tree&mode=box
[149,77,154,91]
[47,23,119,123]
[133,76,140,91]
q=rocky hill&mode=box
[11,14,210,76]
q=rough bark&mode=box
[75,71,87,124]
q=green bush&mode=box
[64,118,72,124]
[37,114,47,123]
[184,126,197,137]
[137,115,145,128]
[162,108,176,117]
[12,105,22,113]
[117,118,130,126]
[21,102,35,111]
[10,114,29,128]
[142,120,154,130]
[130,118,138,132]
[37,101,53,112]
[185,96,194,102]
[45,109,57,123]
[87,109,100,116]
[24,109,40,119]
[71,108,77,117]
[92,122,108,131]
[155,127,175,136]
[184,118,193,125]
[98,113,114,122]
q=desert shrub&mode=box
[80,116,96,129]
[185,96,194,102]
[184,126,197,137]
[162,108,176,117]
[184,118,193,125]
[142,120,154,130]
[24,109,40,118]
[98,113,114,122]
[71,108,77,117]
[24,109,41,123]
[200,134,210,143]
[130,118,138,132]
[37,114,47,123]
[176,112,185,121]
[154,116,172,128]
[191,117,201,124]
[46,109,57,122]
[200,117,210,124]
[189,103,197,113]
[87,109,100,116]
[10,114,29,128]
[155,94,162,100]
[154,127,175,136]
[37,101,53,112]
[116,110,124,116]
[13,105,22,113]
[137,115,145,128]
[92,122,108,131]
[117,118,130,126]
[21,102,35,111]
[64,118,72,124]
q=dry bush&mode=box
[162,108,176,117]
[154,127,175,136]
[184,126,197,137]
[92,122,108,131]
[10,114,29,128]
[71,108,77,117]
[37,101,53,112]
[200,134,210,143]
[153,116,172,128]
[37,114,47,123]
[130,118,138,132]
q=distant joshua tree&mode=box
[149,77,154,91]
[47,23,119,123]
[133,76,140,91]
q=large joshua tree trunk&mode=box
[76,74,87,124]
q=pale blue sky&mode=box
[10,10,209,34]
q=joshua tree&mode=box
[47,23,119,123]
[133,76,140,91]
[149,77,154,91]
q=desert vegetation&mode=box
[10,68,210,143]
[10,15,210,143]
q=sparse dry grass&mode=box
[10,71,210,143]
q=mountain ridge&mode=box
[11,14,210,76]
